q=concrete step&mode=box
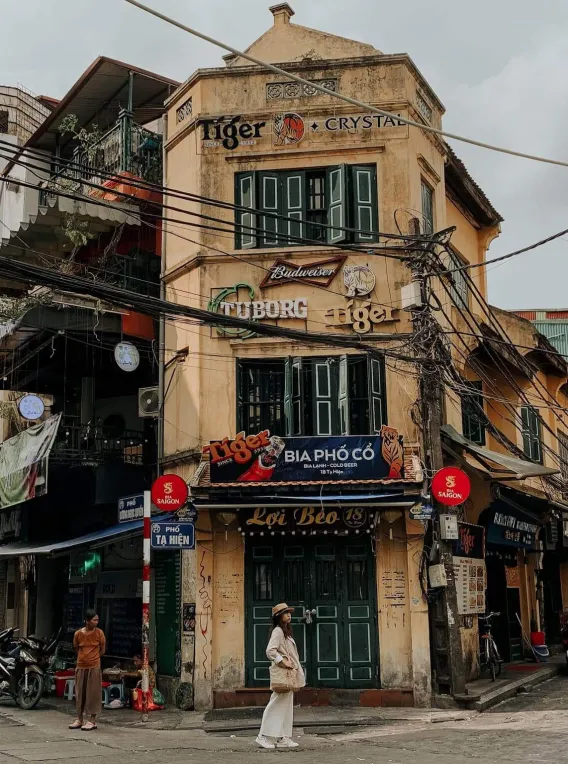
[453,663,562,712]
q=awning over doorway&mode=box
[0,518,142,558]
[441,425,559,479]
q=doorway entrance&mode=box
[245,536,378,688]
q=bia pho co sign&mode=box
[205,429,404,484]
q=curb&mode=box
[455,665,561,712]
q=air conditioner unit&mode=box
[138,387,160,418]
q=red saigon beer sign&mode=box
[151,474,188,511]
[432,467,471,507]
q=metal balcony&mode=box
[41,109,162,204]
[51,423,152,466]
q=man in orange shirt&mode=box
[69,609,106,731]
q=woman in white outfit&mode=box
[256,603,304,749]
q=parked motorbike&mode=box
[0,628,61,710]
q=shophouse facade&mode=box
[0,58,178,669]
[160,4,552,709]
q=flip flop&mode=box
[69,721,83,729]
[81,723,97,731]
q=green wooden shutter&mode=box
[339,355,350,435]
[368,356,385,433]
[326,165,348,244]
[312,358,336,436]
[521,406,531,458]
[285,357,304,435]
[282,171,306,244]
[350,165,378,243]
[235,171,257,249]
[259,172,280,247]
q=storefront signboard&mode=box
[199,112,405,152]
[151,521,195,550]
[0,507,22,541]
[205,427,404,484]
[118,493,144,523]
[259,256,346,289]
[487,505,539,549]
[432,467,471,506]
[240,506,375,534]
[450,523,485,559]
[151,474,188,511]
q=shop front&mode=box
[0,519,144,666]
[187,427,429,709]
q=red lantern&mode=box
[431,467,471,507]
[151,474,188,511]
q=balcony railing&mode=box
[41,109,162,204]
[51,424,152,466]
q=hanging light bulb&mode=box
[382,509,402,540]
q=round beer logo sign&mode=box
[431,467,471,507]
[151,474,188,511]
[274,113,305,145]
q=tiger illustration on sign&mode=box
[343,265,376,297]
[380,425,404,479]
[274,113,305,146]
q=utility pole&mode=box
[407,226,466,697]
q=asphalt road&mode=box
[2,678,568,764]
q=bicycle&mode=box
[479,612,503,681]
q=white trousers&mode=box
[259,691,294,740]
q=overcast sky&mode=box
[2,0,567,309]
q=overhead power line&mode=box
[0,254,427,363]
[0,139,432,247]
[125,0,568,170]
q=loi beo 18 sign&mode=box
[204,427,404,484]
[432,467,471,506]
[241,506,374,534]
[151,475,188,511]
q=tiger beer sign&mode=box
[200,113,306,151]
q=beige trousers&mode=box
[259,691,294,740]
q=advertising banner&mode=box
[205,427,404,484]
[0,413,61,510]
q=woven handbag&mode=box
[269,643,305,694]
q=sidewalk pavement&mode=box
[39,695,472,732]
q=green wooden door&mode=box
[246,538,377,688]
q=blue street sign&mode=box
[151,520,195,550]
[118,494,145,523]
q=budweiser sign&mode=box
[260,256,346,289]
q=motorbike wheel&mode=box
[16,670,43,710]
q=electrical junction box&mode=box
[400,281,423,310]
[429,564,448,588]
[439,514,459,540]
